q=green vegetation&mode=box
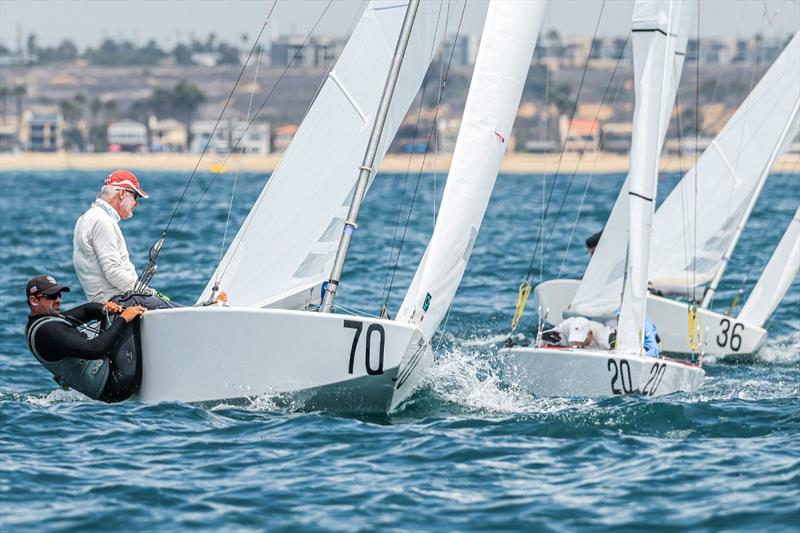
[11,32,245,67]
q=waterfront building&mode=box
[107,119,147,152]
[270,36,343,67]
[148,116,187,152]
[22,109,63,152]
[600,122,632,154]
[271,124,298,153]
[190,120,231,154]
[559,116,600,153]
[231,121,271,155]
[0,115,20,152]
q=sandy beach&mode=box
[1,151,798,174]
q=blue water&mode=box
[1,169,798,531]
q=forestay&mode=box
[570,0,692,319]
[737,207,800,327]
[398,0,547,341]
[649,31,800,296]
[199,1,444,307]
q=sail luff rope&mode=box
[380,0,468,312]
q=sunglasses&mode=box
[118,188,142,201]
[36,292,62,301]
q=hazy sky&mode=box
[1,0,798,50]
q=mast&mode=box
[616,0,686,353]
[321,0,420,312]
[700,97,800,308]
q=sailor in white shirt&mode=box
[73,170,164,305]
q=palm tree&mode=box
[0,85,8,120]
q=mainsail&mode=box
[199,1,444,307]
[737,207,800,327]
[649,31,800,297]
[570,0,692,319]
[398,0,547,341]
[616,0,689,353]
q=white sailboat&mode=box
[536,30,800,357]
[136,0,445,411]
[135,0,547,413]
[500,0,705,398]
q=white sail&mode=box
[199,1,444,307]
[616,0,687,353]
[737,207,800,327]
[570,0,692,319]
[649,31,800,296]
[397,0,547,341]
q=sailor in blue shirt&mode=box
[643,317,660,357]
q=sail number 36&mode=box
[717,318,743,351]
[344,320,385,375]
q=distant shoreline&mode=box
[1,152,798,175]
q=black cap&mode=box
[26,275,70,299]
[585,230,603,249]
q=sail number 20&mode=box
[343,320,385,375]
[717,318,743,351]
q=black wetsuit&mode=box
[25,303,141,402]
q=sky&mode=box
[1,0,798,51]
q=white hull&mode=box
[136,307,432,414]
[498,346,704,398]
[535,279,767,356]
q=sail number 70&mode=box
[343,320,385,375]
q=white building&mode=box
[190,120,230,154]
[231,121,270,155]
[108,119,147,152]
[148,116,187,152]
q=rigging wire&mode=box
[380,0,468,313]
[210,45,265,297]
[175,0,336,235]
[210,0,366,288]
[520,0,608,286]
[556,34,630,278]
[137,0,279,285]
[379,0,449,312]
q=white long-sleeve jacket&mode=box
[73,199,152,302]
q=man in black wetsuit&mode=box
[24,275,146,402]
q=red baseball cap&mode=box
[105,170,149,199]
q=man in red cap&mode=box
[73,170,173,308]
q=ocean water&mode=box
[1,169,798,531]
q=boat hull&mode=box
[534,279,767,356]
[136,307,432,414]
[498,346,704,397]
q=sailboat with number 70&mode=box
[133,0,548,413]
